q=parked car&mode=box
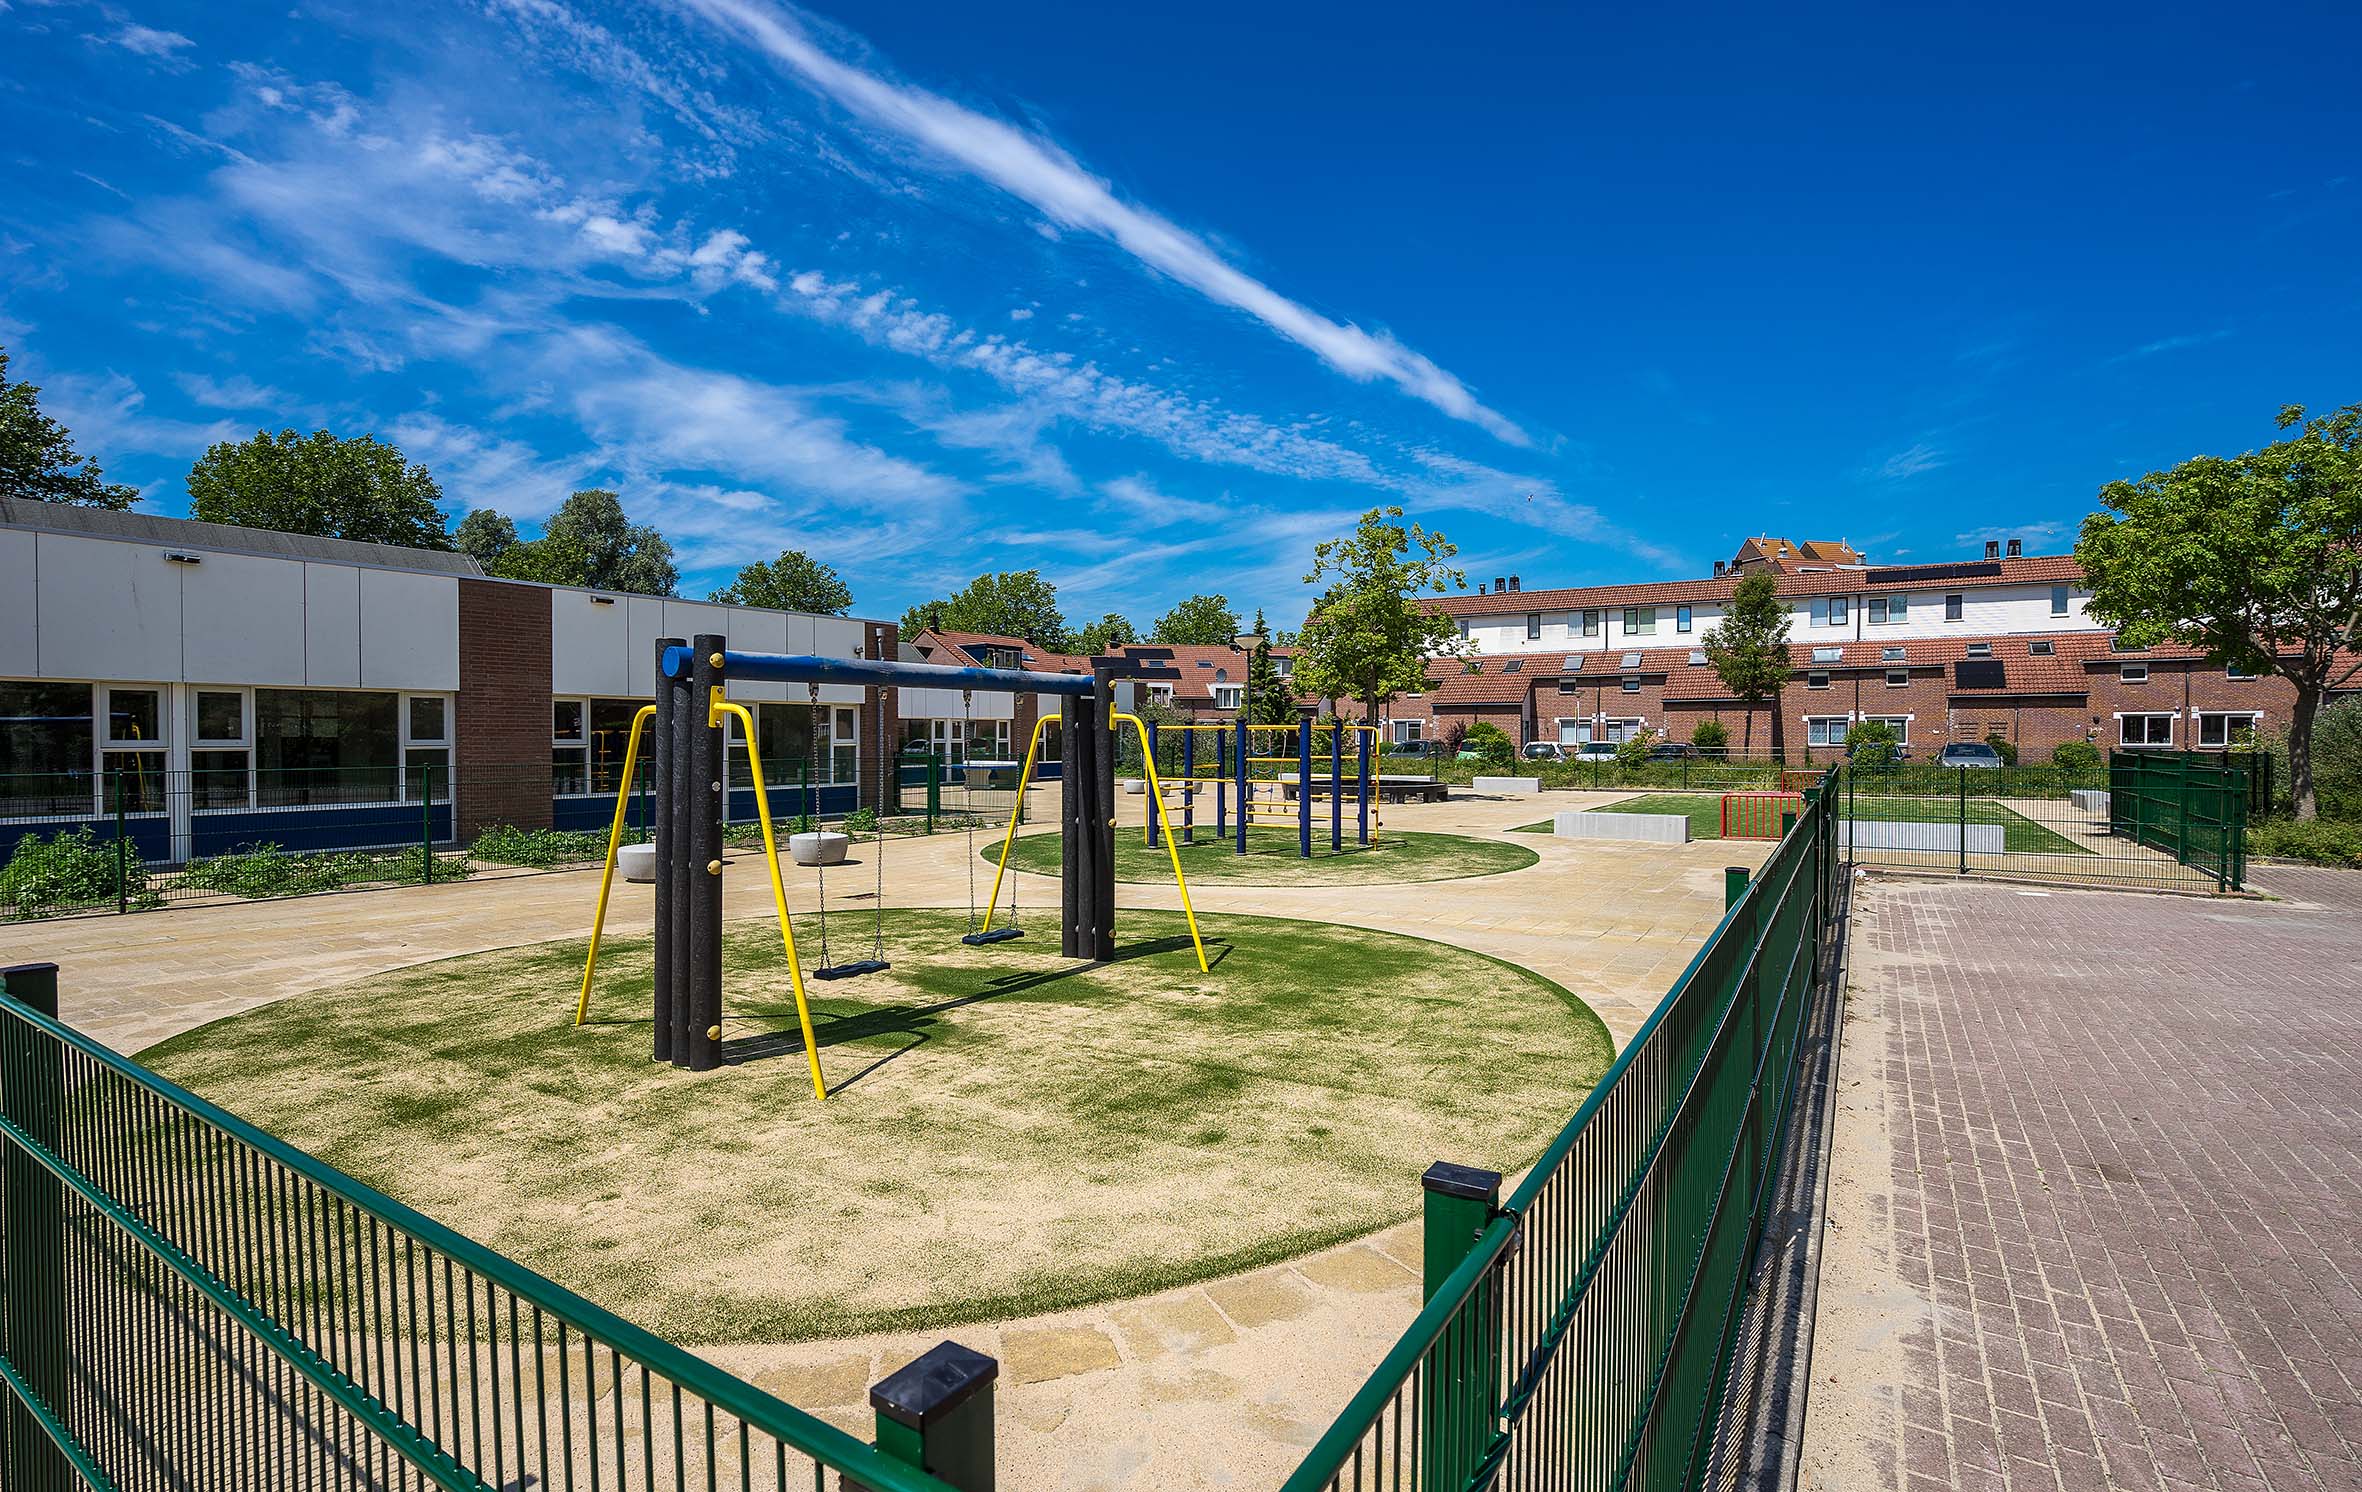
[1522,741,1566,762]
[1385,739,1438,758]
[1573,741,1619,762]
[1935,741,2005,769]
[1644,741,1700,762]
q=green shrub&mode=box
[1983,733,2019,767]
[1613,727,1660,770]
[1845,719,1901,767]
[1690,720,1729,753]
[180,842,469,899]
[1461,721,1515,768]
[471,824,609,868]
[2245,816,2362,867]
[2050,740,2102,773]
[843,808,879,837]
[0,826,160,918]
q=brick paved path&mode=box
[1803,870,2362,1492]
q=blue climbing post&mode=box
[1357,727,1371,845]
[1146,719,1161,848]
[1298,717,1313,859]
[1235,717,1249,855]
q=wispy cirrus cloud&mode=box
[173,371,288,409]
[1870,442,1945,480]
[2103,328,2232,365]
[670,0,1528,445]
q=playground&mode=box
[993,822,1536,884]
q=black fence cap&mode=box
[870,1341,998,1430]
[1421,1161,1502,1202]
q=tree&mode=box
[900,570,1069,649]
[453,509,517,565]
[1844,718,1901,767]
[2078,403,2362,819]
[1701,571,1794,760]
[1245,609,1293,724]
[1072,612,1139,656]
[1291,507,1465,734]
[0,347,139,509]
[1151,592,1242,646]
[1463,720,1516,769]
[709,549,853,614]
[187,429,451,548]
[538,489,676,595]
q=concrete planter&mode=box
[2070,788,2110,815]
[1473,775,1543,795]
[1121,778,1147,795]
[617,842,657,883]
[1554,811,1692,844]
[788,831,850,867]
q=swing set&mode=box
[573,633,1207,1101]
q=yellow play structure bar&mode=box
[1114,709,1210,973]
[975,713,1054,940]
[574,694,828,1102]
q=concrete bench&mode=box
[1275,773,1448,804]
[1839,820,2004,854]
[2070,789,2110,815]
[1472,776,1543,795]
[1554,811,1691,844]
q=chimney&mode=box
[1494,576,1507,593]
[1712,559,1727,579]
[1475,581,1486,594]
[2006,537,2022,558]
[1984,540,2001,561]
[1508,575,1520,593]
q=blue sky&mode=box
[4,0,2357,626]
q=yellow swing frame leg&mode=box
[1113,710,1210,973]
[575,705,655,1027]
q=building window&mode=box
[1888,594,1907,621]
[1806,717,1850,747]
[2224,662,2257,681]
[1623,606,1656,635]
[1526,612,1541,641]
[1811,646,1842,663]
[1621,678,1642,694]
[1213,685,1244,709]
[2196,713,2259,749]
[1872,716,1910,745]
[402,695,450,795]
[2028,640,2054,657]
[1944,593,1963,621]
[2120,663,2149,684]
[1393,720,1424,744]
[1688,649,1707,665]
[1881,646,1905,662]
[2120,714,2174,747]
[1581,609,1599,637]
[1868,598,1887,625]
[192,689,251,810]
[0,681,95,815]
[255,689,401,806]
[2051,585,2070,616]
[553,699,588,794]
[99,686,168,812]
[1676,605,1692,633]
[1886,669,1909,687]
[1966,642,1993,659]
[1807,671,1830,689]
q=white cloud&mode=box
[1873,442,1945,480]
[1955,522,2067,550]
[1007,307,1032,321]
[108,23,194,64]
[382,412,606,520]
[39,371,242,466]
[676,0,1527,444]
[2103,328,2233,365]
[172,371,287,409]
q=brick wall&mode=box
[455,579,554,839]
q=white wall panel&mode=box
[38,535,181,682]
[303,564,361,686]
[810,616,867,705]
[899,686,1013,720]
[0,528,36,677]
[182,551,306,685]
[359,570,459,689]
[551,591,632,697]
[718,606,790,702]
[625,598,667,697]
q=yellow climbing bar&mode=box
[978,713,1053,938]
[707,692,828,1102]
[575,704,655,1027]
[1113,709,1210,973]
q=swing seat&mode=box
[813,959,891,981]
[960,928,1024,947]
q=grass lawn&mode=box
[992,824,1536,885]
[142,909,1608,1345]
[1519,793,2092,855]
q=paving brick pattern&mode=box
[1807,871,2362,1492]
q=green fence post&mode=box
[928,753,941,833]
[112,766,128,915]
[421,762,434,886]
[1421,1161,1502,1492]
[1957,765,1968,875]
[1724,865,1750,909]
[1,962,69,1492]
[860,1342,998,1492]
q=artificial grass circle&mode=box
[141,908,1609,1345]
[989,824,1538,886]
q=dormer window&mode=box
[1618,652,1642,669]
[2028,640,2054,657]
[1812,646,1842,663]
[1966,642,1992,659]
[1881,646,1905,662]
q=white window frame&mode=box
[1620,678,1642,694]
[2224,662,2257,681]
[1868,598,1887,625]
[1393,719,1424,744]
[1676,605,1693,634]
[2195,711,2262,749]
[1871,715,1911,745]
[1212,684,1244,710]
[97,684,168,818]
[400,692,454,801]
[1805,716,1852,747]
[1888,594,1908,621]
[1885,669,1909,688]
[1807,671,1830,690]
[2120,663,2149,684]
[2117,712,2175,747]
[189,687,256,815]
[1623,606,1656,636]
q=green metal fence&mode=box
[2107,750,2250,890]
[0,962,963,1492]
[1283,769,1842,1492]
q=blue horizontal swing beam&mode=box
[660,647,1103,698]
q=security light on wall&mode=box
[589,595,617,606]
[165,552,202,565]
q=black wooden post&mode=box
[1060,693,1084,959]
[684,635,726,1071]
[1090,671,1117,960]
[653,636,684,1065]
